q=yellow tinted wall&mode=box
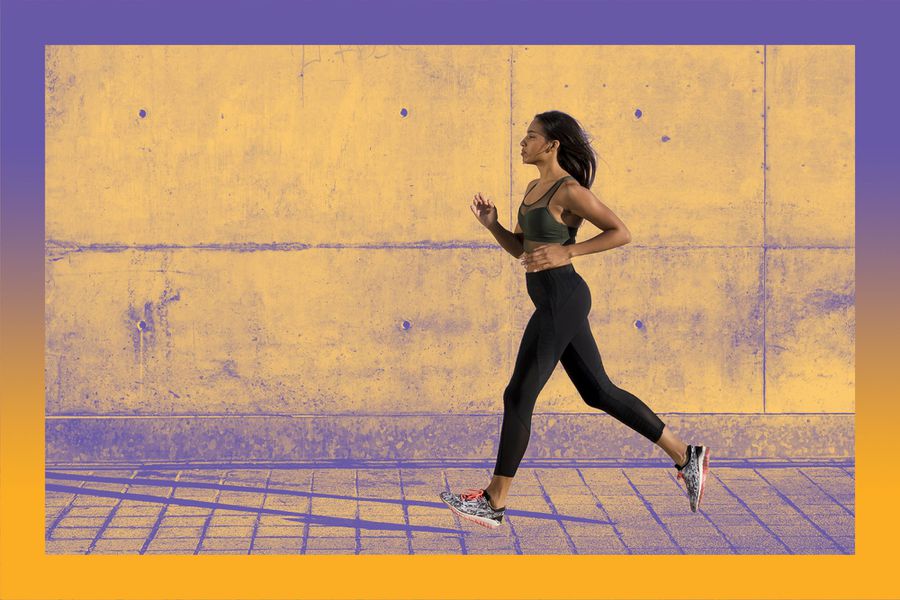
[45,45,854,461]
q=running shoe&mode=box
[439,488,505,528]
[675,445,710,513]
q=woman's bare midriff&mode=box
[524,239,563,253]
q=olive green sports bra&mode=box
[518,175,577,245]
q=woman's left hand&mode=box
[520,244,572,272]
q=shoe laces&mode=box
[459,488,484,501]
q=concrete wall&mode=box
[44,45,854,463]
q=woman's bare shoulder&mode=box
[559,177,583,207]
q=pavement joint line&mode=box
[751,468,849,554]
[621,468,684,554]
[86,469,139,554]
[665,470,738,553]
[483,467,523,554]
[795,468,854,517]
[533,468,578,554]
[575,467,630,554]
[45,469,95,542]
[248,469,273,554]
[711,471,792,554]
[300,471,314,554]
[397,467,415,555]
[354,470,361,554]
[140,470,183,554]
[195,471,227,554]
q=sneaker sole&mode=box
[686,446,708,513]
[697,447,710,511]
[440,497,502,529]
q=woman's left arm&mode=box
[564,185,632,259]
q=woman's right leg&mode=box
[484,308,549,509]
[490,305,556,492]
[558,318,688,465]
[488,273,592,507]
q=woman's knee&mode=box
[581,380,618,410]
[582,394,610,412]
[503,382,521,409]
[503,382,536,420]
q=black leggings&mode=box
[494,263,666,477]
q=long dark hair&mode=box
[534,110,597,189]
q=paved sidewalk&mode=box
[45,458,854,555]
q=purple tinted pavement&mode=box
[44,458,853,555]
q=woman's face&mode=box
[520,120,550,162]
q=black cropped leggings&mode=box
[494,263,666,477]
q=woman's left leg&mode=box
[558,315,711,512]
[558,315,688,466]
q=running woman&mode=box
[440,111,709,529]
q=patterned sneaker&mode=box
[675,445,710,513]
[439,488,505,528]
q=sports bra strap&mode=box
[522,175,572,211]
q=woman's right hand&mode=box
[470,192,498,230]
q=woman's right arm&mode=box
[471,191,526,259]
[488,220,525,259]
